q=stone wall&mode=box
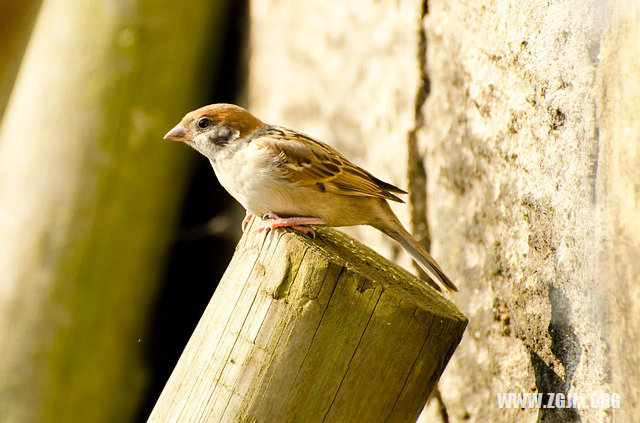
[248,0,640,421]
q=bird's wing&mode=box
[254,126,407,203]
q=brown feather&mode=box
[187,103,265,138]
[254,126,406,203]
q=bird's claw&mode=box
[290,225,316,238]
[241,213,254,232]
[256,213,323,238]
[257,223,315,238]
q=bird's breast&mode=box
[209,144,390,227]
[209,143,288,215]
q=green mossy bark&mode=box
[0,0,230,421]
[0,0,42,119]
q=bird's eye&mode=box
[197,118,211,129]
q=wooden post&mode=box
[149,219,467,422]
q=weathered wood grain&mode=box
[150,219,467,422]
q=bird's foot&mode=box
[287,225,317,238]
[241,212,254,232]
[257,213,325,238]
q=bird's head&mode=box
[164,103,264,158]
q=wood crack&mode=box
[321,288,384,421]
[149,226,466,422]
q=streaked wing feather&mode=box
[255,127,405,202]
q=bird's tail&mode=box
[378,222,458,293]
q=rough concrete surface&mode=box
[248,0,639,421]
[249,0,424,274]
[423,1,639,421]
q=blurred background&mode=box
[2,1,639,422]
[0,1,247,421]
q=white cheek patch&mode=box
[186,127,244,162]
[192,134,210,151]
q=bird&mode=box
[164,103,458,293]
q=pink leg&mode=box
[257,213,326,238]
[241,212,254,232]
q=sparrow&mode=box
[164,103,458,293]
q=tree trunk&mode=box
[150,220,467,422]
[0,0,41,119]
[0,0,230,421]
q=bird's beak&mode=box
[163,125,188,142]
